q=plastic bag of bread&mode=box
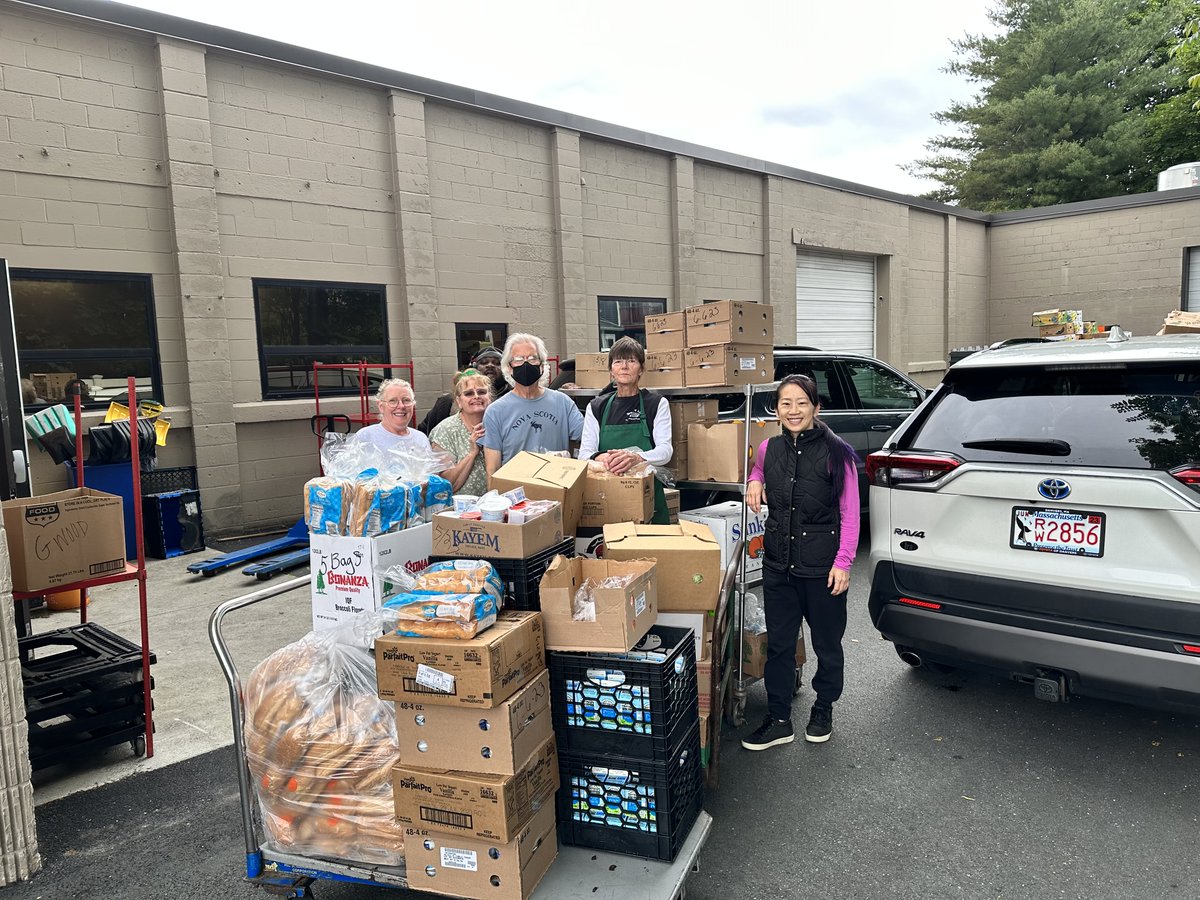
[388,610,498,640]
[346,469,409,537]
[413,559,504,600]
[303,476,354,535]
[423,473,453,521]
[243,617,405,868]
[384,591,498,626]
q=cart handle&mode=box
[208,574,314,861]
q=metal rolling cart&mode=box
[210,576,714,900]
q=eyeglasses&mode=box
[511,355,542,365]
[459,389,489,398]
[381,397,414,407]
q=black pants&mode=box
[761,567,848,720]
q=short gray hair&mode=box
[500,333,551,388]
[374,378,413,405]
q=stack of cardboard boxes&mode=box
[642,312,687,388]
[683,301,774,387]
[1031,309,1113,340]
[379,611,559,900]
[1158,310,1200,334]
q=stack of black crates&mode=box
[430,536,574,611]
[547,625,703,862]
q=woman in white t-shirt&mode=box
[355,378,432,454]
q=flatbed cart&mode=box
[210,576,713,899]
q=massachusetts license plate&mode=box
[1011,507,1105,557]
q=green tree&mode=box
[910,0,1198,210]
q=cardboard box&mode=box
[686,420,780,484]
[404,802,557,900]
[602,522,722,611]
[699,713,710,768]
[538,556,658,652]
[641,349,685,389]
[1161,310,1200,334]
[579,468,654,528]
[1,488,126,593]
[376,610,546,706]
[396,671,553,775]
[656,609,714,661]
[684,344,773,388]
[644,311,686,351]
[29,372,77,403]
[680,499,768,575]
[664,488,680,524]
[432,505,563,560]
[667,440,688,475]
[310,524,432,631]
[572,352,611,389]
[1038,322,1080,337]
[685,300,774,347]
[669,399,718,437]
[740,629,807,680]
[490,453,589,536]
[1030,308,1083,327]
[392,733,559,842]
[697,657,713,713]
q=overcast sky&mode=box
[119,0,998,197]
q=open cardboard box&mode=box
[601,521,722,611]
[490,452,588,535]
[579,467,654,528]
[538,556,658,652]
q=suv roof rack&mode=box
[774,345,824,352]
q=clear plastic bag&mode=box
[572,578,597,622]
[744,589,767,634]
[243,614,405,867]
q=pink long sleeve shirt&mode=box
[749,437,860,571]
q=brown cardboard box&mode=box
[579,468,654,528]
[392,733,559,842]
[664,488,680,524]
[490,453,589,535]
[404,802,557,900]
[685,300,774,347]
[376,611,546,706]
[29,372,77,403]
[686,420,780,483]
[1,488,126,593]
[432,505,564,560]
[602,522,722,611]
[669,399,718,436]
[667,441,688,475]
[1161,310,1200,334]
[641,349,685,389]
[396,671,553,775]
[538,556,658,652]
[1038,322,1078,337]
[697,655,713,713]
[1030,308,1082,327]
[645,311,686,351]
[740,629,807,679]
[684,344,773,387]
[572,352,611,389]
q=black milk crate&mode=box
[141,465,198,495]
[557,717,703,862]
[142,489,206,558]
[430,536,575,611]
[549,625,698,759]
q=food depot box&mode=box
[680,500,769,576]
[490,453,588,536]
[309,523,431,631]
[376,610,546,707]
[1,488,125,593]
[602,521,722,611]
[431,504,563,559]
[539,557,657,652]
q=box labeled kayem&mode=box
[685,300,774,347]
[538,556,658,652]
[602,521,722,611]
[680,499,769,576]
[579,468,654,528]
[376,610,546,706]
[403,802,557,900]
[392,733,559,842]
[432,504,563,560]
[490,453,589,536]
[396,671,553,775]
[573,352,611,389]
[644,311,686,351]
[684,344,772,388]
[641,348,686,389]
[686,420,780,484]
[310,523,432,631]
[1,488,125,593]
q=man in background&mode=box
[417,347,509,435]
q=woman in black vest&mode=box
[740,374,860,751]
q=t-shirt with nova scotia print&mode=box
[482,389,584,464]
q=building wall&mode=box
[4,2,1196,533]
[988,201,1200,340]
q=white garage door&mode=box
[795,248,876,355]
[1188,247,1200,311]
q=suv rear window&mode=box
[903,362,1200,470]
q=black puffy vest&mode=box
[761,428,839,577]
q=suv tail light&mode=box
[1170,466,1200,493]
[867,451,962,487]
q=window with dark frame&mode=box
[11,269,163,408]
[455,323,508,369]
[1185,246,1199,312]
[597,297,666,349]
[253,279,389,400]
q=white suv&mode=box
[866,335,1200,712]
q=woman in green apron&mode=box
[578,337,673,524]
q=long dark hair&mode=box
[776,374,859,501]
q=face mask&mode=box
[511,363,542,387]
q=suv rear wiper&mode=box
[961,438,1072,456]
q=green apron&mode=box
[597,389,669,524]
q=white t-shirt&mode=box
[354,424,432,454]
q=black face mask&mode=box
[511,363,542,387]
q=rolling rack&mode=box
[12,376,156,768]
[210,575,713,900]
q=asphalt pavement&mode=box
[5,568,1199,900]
